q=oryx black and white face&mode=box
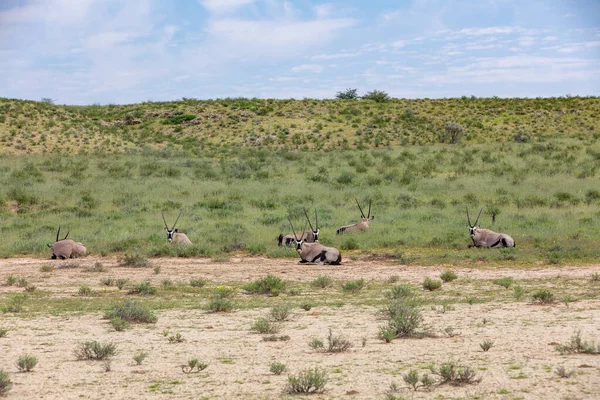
[162,211,182,243]
[288,217,308,253]
[165,228,178,243]
[303,208,320,242]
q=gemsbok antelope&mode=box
[47,226,87,259]
[289,216,341,265]
[277,209,319,246]
[162,211,192,245]
[466,207,515,248]
[336,199,374,234]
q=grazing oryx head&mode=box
[466,206,515,248]
[336,198,374,234]
[302,208,320,242]
[161,210,193,245]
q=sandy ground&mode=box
[0,257,599,400]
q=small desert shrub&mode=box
[270,361,286,375]
[16,354,38,372]
[0,369,12,396]
[2,294,28,313]
[127,281,157,295]
[161,279,175,289]
[100,277,115,286]
[531,289,555,304]
[153,265,161,275]
[105,300,157,323]
[85,262,106,272]
[243,274,286,296]
[440,270,457,282]
[115,278,128,290]
[513,285,524,300]
[0,329,7,337]
[24,285,36,292]
[403,369,435,391]
[480,340,494,352]
[269,305,291,321]
[168,333,185,343]
[555,366,575,378]
[119,253,151,268]
[263,335,290,342]
[310,329,352,353]
[590,272,600,282]
[440,122,464,144]
[300,302,314,311]
[380,300,423,339]
[387,284,414,299]
[286,367,328,394]
[182,359,208,374]
[74,341,117,360]
[555,331,599,355]
[423,278,442,291]
[190,278,207,288]
[341,279,365,293]
[5,275,17,286]
[110,317,130,331]
[103,359,112,372]
[251,317,281,334]
[16,278,28,287]
[78,285,94,296]
[493,277,514,289]
[133,350,148,365]
[431,361,481,386]
[212,285,236,298]
[206,297,234,312]
[57,261,80,269]
[40,264,55,272]
[311,276,332,288]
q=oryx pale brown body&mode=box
[336,199,374,235]
[48,227,86,259]
[469,228,515,248]
[296,241,341,265]
[50,240,87,259]
[467,207,515,248]
[162,211,192,245]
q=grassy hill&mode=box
[1,96,599,155]
[0,96,599,264]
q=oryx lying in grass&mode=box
[277,209,319,246]
[289,216,341,265]
[336,199,374,234]
[466,207,515,248]
[162,211,192,245]
[47,226,87,259]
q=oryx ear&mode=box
[174,229,178,232]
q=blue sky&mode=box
[0,0,599,105]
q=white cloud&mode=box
[311,51,360,60]
[391,40,406,48]
[290,64,323,73]
[200,0,257,14]
[205,17,355,58]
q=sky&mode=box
[0,0,599,105]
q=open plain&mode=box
[1,256,599,399]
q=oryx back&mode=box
[336,198,374,235]
[48,227,86,259]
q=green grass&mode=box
[0,97,598,265]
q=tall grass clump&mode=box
[0,369,11,396]
[286,367,328,394]
[243,274,286,296]
[105,300,158,323]
[74,341,117,360]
